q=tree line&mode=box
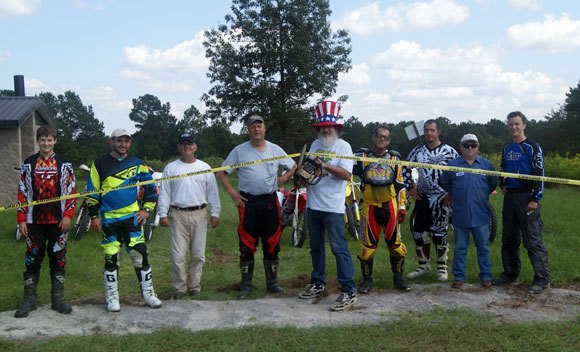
[1,0,578,165]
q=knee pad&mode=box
[104,253,119,272]
[389,243,408,257]
[129,243,149,269]
[358,245,376,261]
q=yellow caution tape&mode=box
[2,151,578,212]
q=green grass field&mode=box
[0,182,578,350]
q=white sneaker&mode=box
[330,292,357,311]
[298,283,326,299]
[406,265,430,279]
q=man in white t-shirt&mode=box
[157,132,221,298]
[298,100,357,311]
[217,115,296,299]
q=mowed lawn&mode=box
[0,181,578,351]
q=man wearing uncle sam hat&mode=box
[298,99,358,311]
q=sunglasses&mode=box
[462,143,478,149]
[374,134,390,141]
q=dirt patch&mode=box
[1,283,578,341]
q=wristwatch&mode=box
[142,208,151,213]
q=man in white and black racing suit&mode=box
[403,119,458,281]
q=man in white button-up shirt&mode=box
[157,132,221,298]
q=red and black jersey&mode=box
[17,153,76,224]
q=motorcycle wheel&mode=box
[292,211,308,248]
[345,204,360,240]
[488,204,498,243]
[73,208,91,240]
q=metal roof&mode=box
[0,96,55,128]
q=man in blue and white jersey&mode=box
[493,111,550,294]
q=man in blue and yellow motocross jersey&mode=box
[87,128,161,312]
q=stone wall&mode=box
[0,114,37,208]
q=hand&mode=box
[59,217,71,233]
[526,201,538,214]
[210,216,219,229]
[90,217,102,232]
[408,187,421,200]
[397,209,406,224]
[159,217,170,227]
[443,194,452,206]
[136,210,150,223]
[230,191,247,208]
[18,222,28,238]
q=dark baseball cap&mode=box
[178,132,195,144]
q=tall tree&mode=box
[38,91,107,165]
[203,0,352,152]
[129,94,180,161]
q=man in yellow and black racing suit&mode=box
[87,128,162,312]
[353,125,410,292]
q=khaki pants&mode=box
[169,208,208,293]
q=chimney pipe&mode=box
[14,75,25,97]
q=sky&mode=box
[1,0,580,136]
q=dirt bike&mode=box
[277,186,308,248]
[72,164,92,240]
[139,170,162,242]
[344,176,362,240]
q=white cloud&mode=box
[507,13,580,52]
[333,0,469,34]
[0,0,41,16]
[339,63,371,86]
[24,77,45,90]
[348,40,566,123]
[119,69,150,80]
[507,0,542,11]
[123,32,208,70]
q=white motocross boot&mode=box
[436,244,449,281]
[103,269,120,312]
[139,267,162,308]
[407,245,431,279]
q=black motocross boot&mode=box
[14,272,39,318]
[50,271,72,314]
[239,260,254,299]
[390,256,411,291]
[264,259,285,293]
[358,256,373,294]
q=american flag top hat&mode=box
[312,100,344,128]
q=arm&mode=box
[206,171,221,229]
[157,168,171,227]
[278,163,297,186]
[322,161,351,181]
[16,163,30,237]
[86,163,102,232]
[216,170,247,207]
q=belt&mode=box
[171,204,206,211]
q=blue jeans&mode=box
[452,224,492,282]
[307,209,356,293]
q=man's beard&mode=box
[318,129,338,148]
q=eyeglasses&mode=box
[374,134,390,141]
[462,143,478,149]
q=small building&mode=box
[0,76,56,207]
